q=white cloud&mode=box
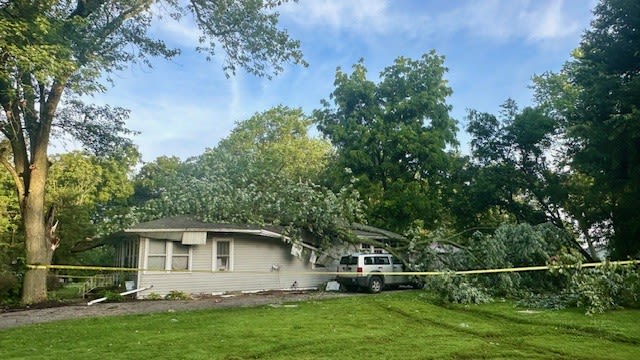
[281,0,397,34]
[525,0,580,41]
[434,0,584,42]
[283,0,587,43]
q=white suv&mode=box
[335,253,417,293]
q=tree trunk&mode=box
[21,156,54,304]
[17,80,63,305]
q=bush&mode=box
[0,272,20,304]
[165,290,190,300]
[104,291,125,302]
[145,292,163,300]
[47,274,63,291]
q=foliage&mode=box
[315,52,458,231]
[464,100,565,232]
[134,108,365,247]
[2,292,640,359]
[46,150,138,264]
[144,292,163,300]
[0,271,19,304]
[532,0,640,258]
[515,292,572,311]
[104,290,125,303]
[549,248,640,315]
[165,290,190,301]
[416,222,575,306]
[426,272,492,305]
[46,273,62,291]
[216,106,332,182]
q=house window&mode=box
[216,241,230,271]
[172,243,190,270]
[147,240,167,270]
[146,239,191,271]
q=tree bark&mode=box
[17,80,64,304]
[21,164,52,304]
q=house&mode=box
[110,216,332,298]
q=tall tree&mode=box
[314,53,458,231]
[534,0,640,258]
[465,100,561,226]
[217,106,332,182]
[0,0,305,304]
[463,100,599,258]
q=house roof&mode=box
[74,217,409,252]
[72,216,289,252]
[126,216,286,238]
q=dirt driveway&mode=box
[0,290,357,330]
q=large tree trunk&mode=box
[21,167,54,304]
[16,81,64,305]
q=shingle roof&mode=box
[126,215,284,235]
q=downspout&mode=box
[87,285,153,306]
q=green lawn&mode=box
[1,291,638,359]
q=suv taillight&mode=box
[357,266,363,273]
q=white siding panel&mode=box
[191,239,212,271]
[137,234,332,298]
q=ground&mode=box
[0,290,357,330]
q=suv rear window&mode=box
[340,256,358,265]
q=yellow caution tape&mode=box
[26,259,639,276]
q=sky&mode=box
[68,0,598,162]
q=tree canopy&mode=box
[533,0,640,258]
[315,52,458,231]
[135,108,364,246]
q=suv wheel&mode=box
[368,276,383,293]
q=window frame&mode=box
[146,239,168,271]
[212,238,233,272]
[145,238,192,272]
[170,242,192,271]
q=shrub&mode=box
[165,290,190,300]
[145,292,163,300]
[47,274,63,291]
[0,272,20,304]
[104,291,125,302]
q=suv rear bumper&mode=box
[335,275,370,288]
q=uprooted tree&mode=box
[0,0,305,304]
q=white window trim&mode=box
[169,242,193,272]
[144,238,192,273]
[144,238,167,273]
[211,238,234,272]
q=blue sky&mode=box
[75,0,597,162]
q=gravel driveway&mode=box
[0,290,357,330]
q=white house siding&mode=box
[136,234,332,298]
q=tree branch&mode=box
[69,0,107,18]
[0,145,26,213]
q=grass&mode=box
[1,291,639,359]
